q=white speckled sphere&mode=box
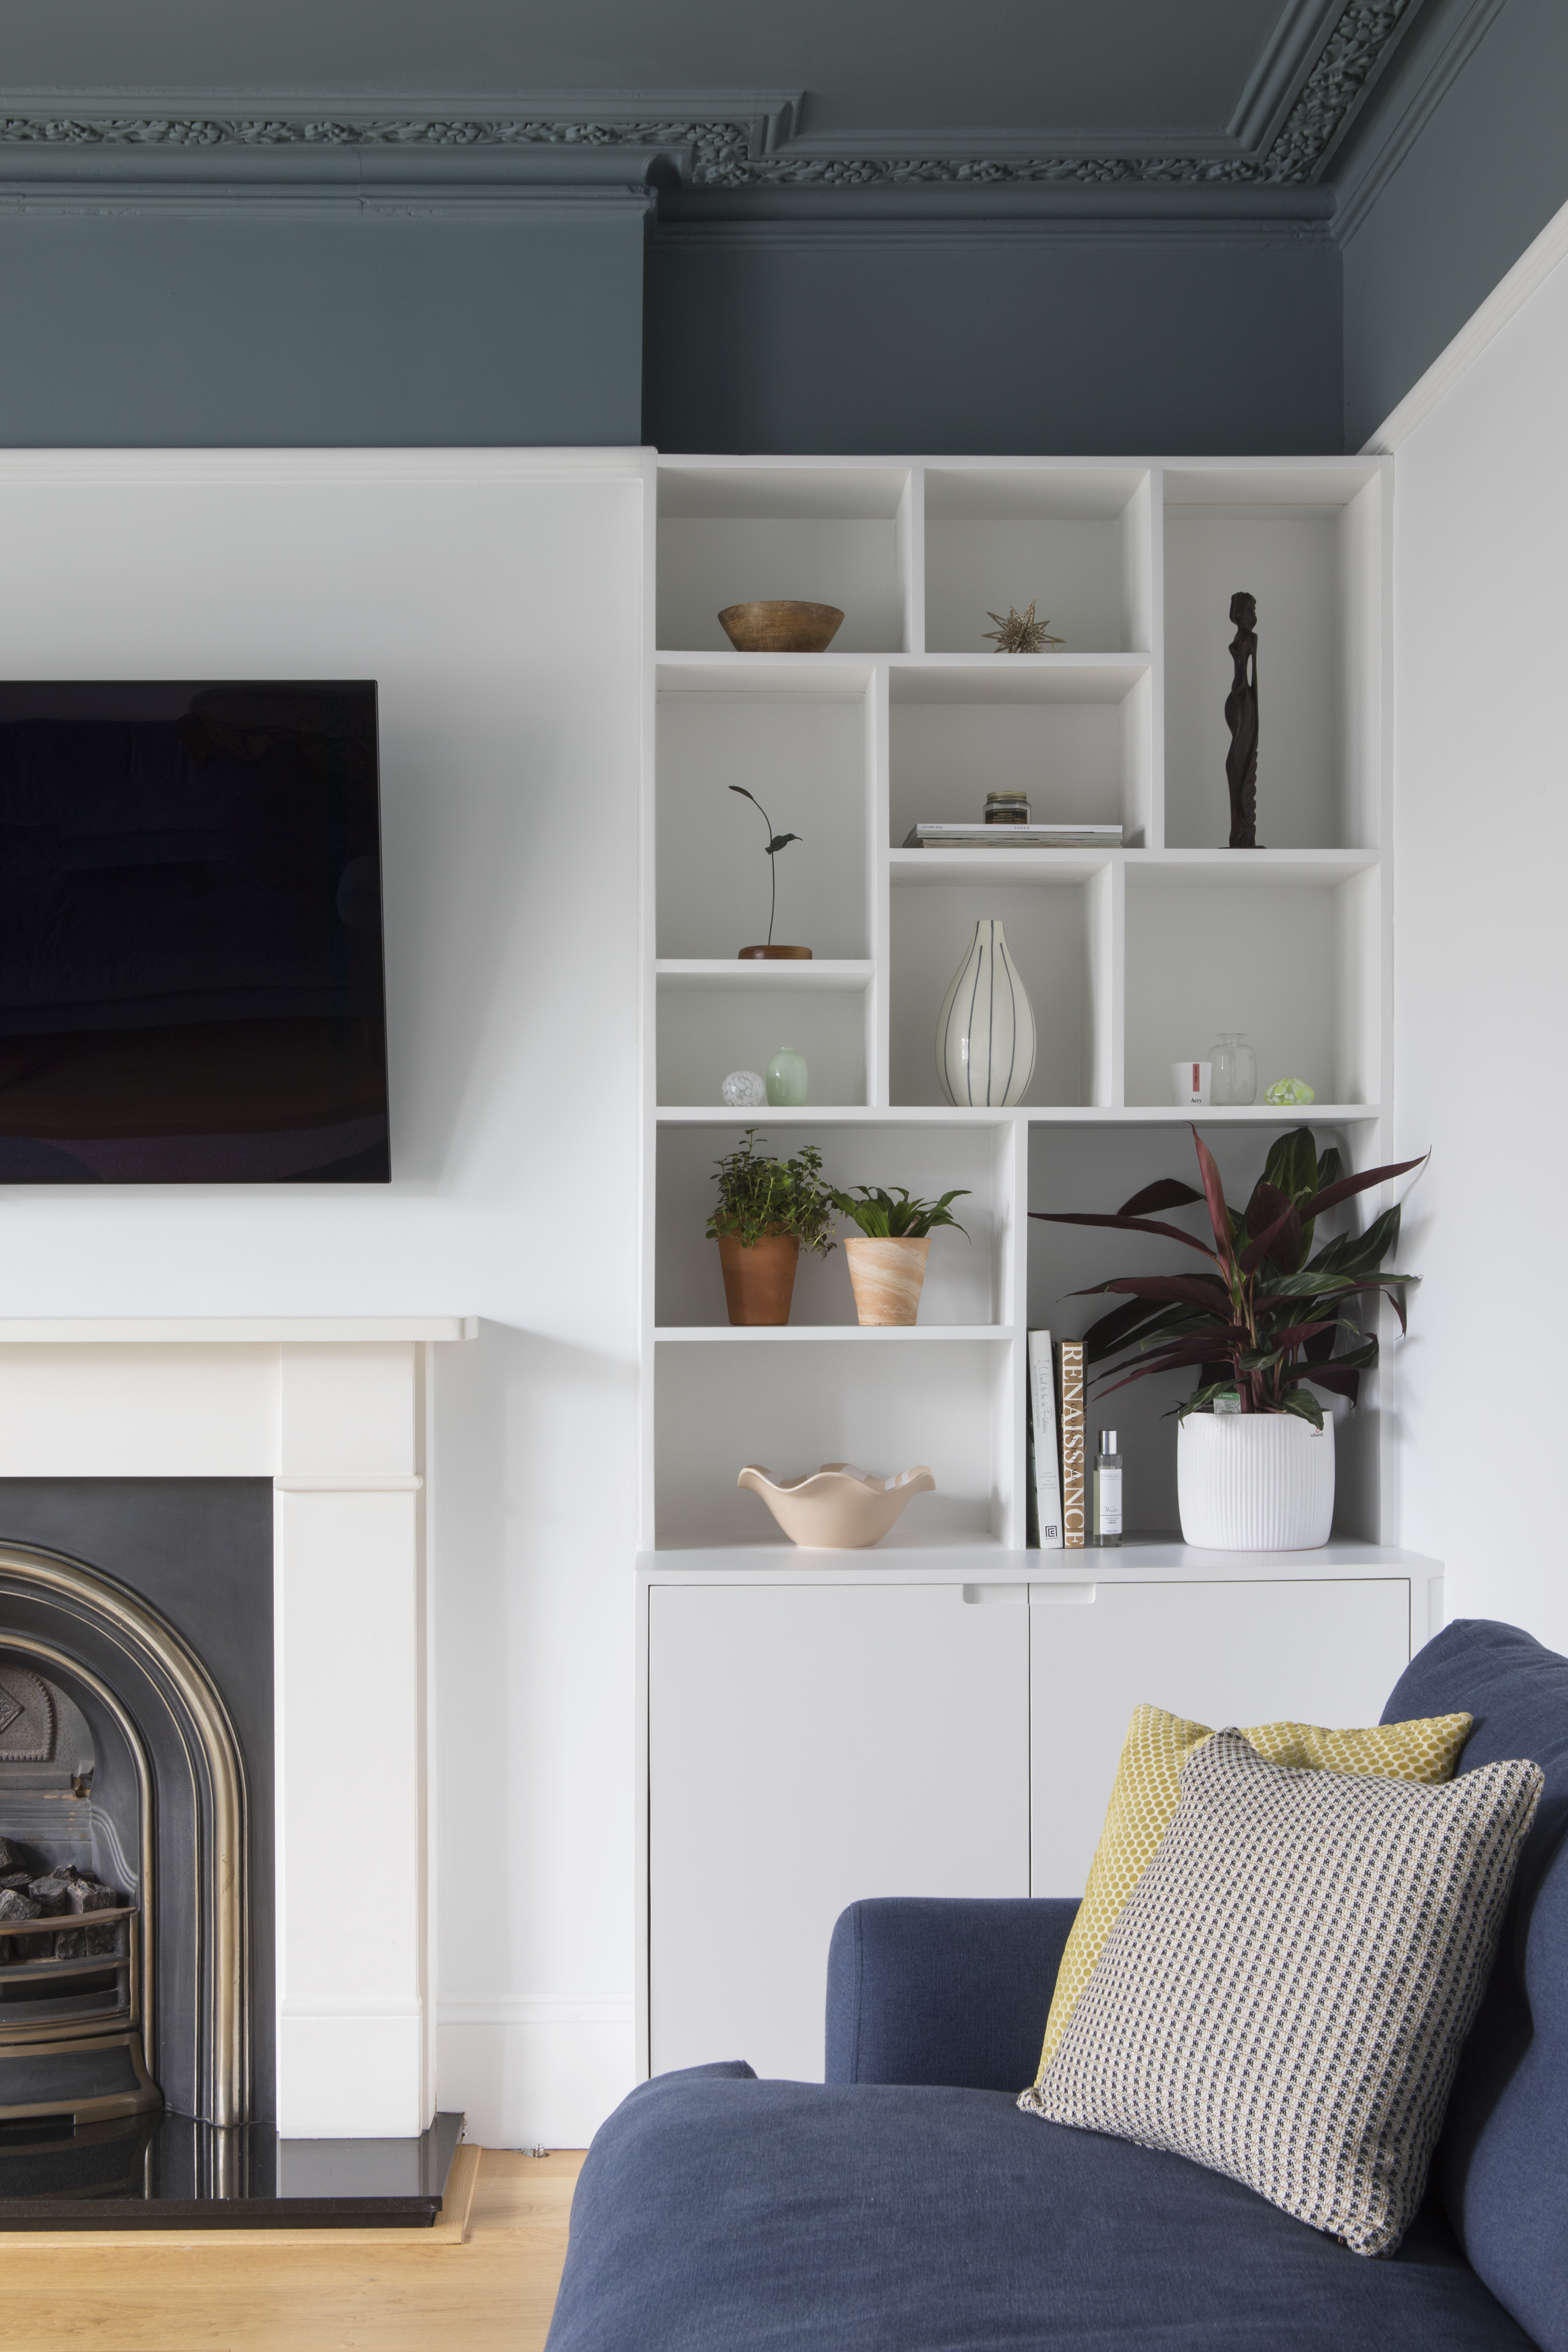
[722,1069,768,1108]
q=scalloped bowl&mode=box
[737,1461,936,1549]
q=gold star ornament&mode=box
[983,599,1065,654]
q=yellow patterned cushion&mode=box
[1030,1702,1474,2088]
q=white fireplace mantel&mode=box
[0,1316,474,2137]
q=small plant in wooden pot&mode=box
[1031,1127,1423,1549]
[829,1186,970,1326]
[708,1131,835,1326]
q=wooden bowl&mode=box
[718,600,844,653]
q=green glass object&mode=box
[1263,1077,1316,1106]
[765,1046,809,1106]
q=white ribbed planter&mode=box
[1177,1412,1335,1550]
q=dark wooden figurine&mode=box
[1224,590,1260,849]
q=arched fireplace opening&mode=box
[0,1545,247,2131]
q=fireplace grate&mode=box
[0,1905,140,2079]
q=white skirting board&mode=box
[436,2010,636,2149]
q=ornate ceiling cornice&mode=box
[0,0,1420,200]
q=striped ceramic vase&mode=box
[936,919,1036,1107]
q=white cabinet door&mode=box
[649,1582,1030,2082]
[1029,1577,1412,1897]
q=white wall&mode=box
[1382,209,1568,1656]
[0,450,648,2144]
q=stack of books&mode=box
[903,822,1123,850]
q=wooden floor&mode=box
[5,2147,586,2352]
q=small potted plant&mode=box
[708,1131,835,1325]
[828,1185,970,1326]
[1030,1127,1422,1548]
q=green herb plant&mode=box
[1030,1125,1423,1427]
[707,1131,836,1255]
[828,1185,971,1241]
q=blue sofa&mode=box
[547,1620,1568,2352]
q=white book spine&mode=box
[1028,1329,1064,1550]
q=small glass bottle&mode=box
[1211,1032,1257,1106]
[984,790,1031,825]
[1093,1429,1123,1548]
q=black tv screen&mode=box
[0,682,389,1182]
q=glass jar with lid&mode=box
[1211,1033,1257,1105]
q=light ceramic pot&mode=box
[716,1233,799,1326]
[1177,1411,1335,1550]
[844,1234,930,1326]
[937,919,1036,1107]
[737,1462,936,1548]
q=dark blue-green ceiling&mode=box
[0,0,1562,452]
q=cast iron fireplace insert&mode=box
[0,1490,460,2228]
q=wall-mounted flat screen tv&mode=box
[0,682,389,1182]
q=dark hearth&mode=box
[0,2110,466,2230]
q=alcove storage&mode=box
[643,455,1397,1551]
[638,454,1438,2081]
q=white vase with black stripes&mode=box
[935,919,1036,1107]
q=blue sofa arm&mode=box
[825,1897,1078,2092]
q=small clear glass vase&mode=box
[1211,1032,1257,1106]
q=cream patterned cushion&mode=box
[1031,1701,1474,2083]
[1019,1730,1543,2257]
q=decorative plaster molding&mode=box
[1331,0,1507,243]
[0,188,656,222]
[0,111,759,181]
[1228,0,1349,153]
[0,7,1425,201]
[651,217,1335,254]
[698,2,1410,191]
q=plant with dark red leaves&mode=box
[1029,1127,1424,1427]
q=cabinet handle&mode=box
[1030,1583,1097,1606]
[961,1583,1027,1606]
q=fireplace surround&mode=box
[0,1318,471,2152]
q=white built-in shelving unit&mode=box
[638,454,1397,1560]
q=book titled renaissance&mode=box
[1056,1339,1086,1549]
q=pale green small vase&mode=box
[765,1046,809,1106]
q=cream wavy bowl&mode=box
[737,1461,936,1549]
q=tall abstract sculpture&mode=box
[1224,591,1260,849]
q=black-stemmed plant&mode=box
[728,786,800,949]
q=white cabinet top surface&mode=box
[639,1539,1440,1587]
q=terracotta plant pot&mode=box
[716,1232,800,1326]
[844,1235,931,1326]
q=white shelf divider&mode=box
[654,1324,1015,1343]
[655,959,875,992]
[653,1102,1384,1125]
